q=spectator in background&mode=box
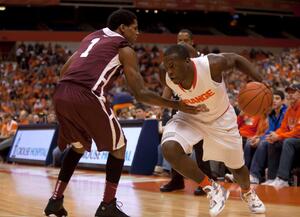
[1,42,71,118]
[27,114,34,124]
[244,90,287,184]
[2,43,300,122]
[47,111,57,124]
[0,114,18,161]
[264,84,300,187]
[134,103,147,120]
[18,110,29,125]
[151,105,163,120]
[237,112,261,146]
[32,113,42,124]
[117,107,134,120]
[112,92,134,120]
[152,106,171,177]
[112,92,134,113]
[228,93,240,115]
[153,109,173,175]
[32,112,46,124]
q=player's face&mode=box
[123,19,139,44]
[177,32,193,46]
[272,95,283,110]
[163,54,188,85]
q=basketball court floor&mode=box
[0,163,299,217]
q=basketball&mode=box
[237,82,273,116]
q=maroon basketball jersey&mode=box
[61,28,129,96]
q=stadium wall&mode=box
[1,31,300,57]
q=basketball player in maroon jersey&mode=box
[44,9,200,217]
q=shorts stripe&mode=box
[92,91,123,150]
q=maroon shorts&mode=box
[53,82,125,152]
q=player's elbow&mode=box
[132,88,152,104]
[131,89,144,102]
[222,53,239,66]
[134,94,143,102]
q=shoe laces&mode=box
[208,195,217,209]
[243,190,261,207]
[204,183,218,208]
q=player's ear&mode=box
[119,24,126,33]
[185,57,190,63]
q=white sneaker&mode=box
[153,166,169,177]
[261,179,275,185]
[153,166,164,173]
[269,177,289,188]
[224,173,235,183]
[241,189,266,214]
[250,175,259,184]
[203,181,230,217]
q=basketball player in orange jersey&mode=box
[43,10,200,217]
[160,29,212,195]
[160,44,266,217]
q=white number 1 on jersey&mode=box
[80,38,100,57]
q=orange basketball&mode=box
[237,82,273,116]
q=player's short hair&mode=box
[164,44,190,60]
[178,29,193,39]
[107,9,137,30]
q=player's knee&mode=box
[160,142,170,161]
[161,142,180,163]
[71,142,85,154]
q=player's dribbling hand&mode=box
[177,101,201,114]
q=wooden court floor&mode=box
[0,163,299,217]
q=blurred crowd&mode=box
[1,43,299,123]
[0,43,72,125]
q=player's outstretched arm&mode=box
[119,46,199,114]
[207,53,263,83]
